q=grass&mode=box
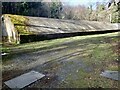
[2,32,119,64]
[4,14,32,35]
[2,32,119,54]
[2,32,119,88]
[57,34,119,88]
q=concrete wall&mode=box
[1,15,19,44]
[20,30,119,43]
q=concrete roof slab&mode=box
[4,71,45,89]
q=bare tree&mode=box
[63,5,91,20]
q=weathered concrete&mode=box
[2,15,120,44]
[1,15,19,43]
[100,70,119,81]
[4,71,45,89]
[27,16,119,34]
[13,16,119,43]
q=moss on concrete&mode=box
[5,14,32,35]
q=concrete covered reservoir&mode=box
[26,16,119,34]
[1,15,120,43]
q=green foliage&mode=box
[110,3,120,23]
[2,2,63,19]
[94,1,120,23]
[97,4,105,11]
[3,2,34,15]
[50,2,63,19]
[111,12,120,23]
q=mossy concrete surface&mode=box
[5,14,32,35]
[4,14,119,35]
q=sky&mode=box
[61,0,110,6]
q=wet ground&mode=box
[2,32,119,89]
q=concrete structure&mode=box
[27,16,119,34]
[1,15,19,43]
[4,71,45,89]
[1,15,119,44]
[100,70,119,80]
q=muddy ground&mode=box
[2,32,119,89]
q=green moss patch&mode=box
[5,14,32,35]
